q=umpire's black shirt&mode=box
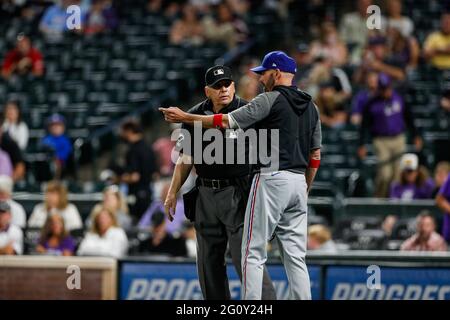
[178,95,250,179]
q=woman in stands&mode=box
[309,21,348,67]
[35,213,76,256]
[390,154,435,200]
[77,206,128,258]
[27,181,82,231]
[2,100,29,151]
[85,185,132,231]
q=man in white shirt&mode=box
[0,175,26,228]
[0,201,23,255]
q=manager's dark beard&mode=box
[262,74,276,92]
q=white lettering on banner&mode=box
[273,281,289,300]
[228,281,241,299]
[146,279,166,300]
[331,283,450,300]
[404,285,422,300]
[385,285,404,300]
[127,279,148,299]
[126,278,290,300]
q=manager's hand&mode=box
[159,107,186,123]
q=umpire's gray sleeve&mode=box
[311,104,322,150]
[228,91,280,129]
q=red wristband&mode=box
[309,158,320,168]
[213,114,223,129]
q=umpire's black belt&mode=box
[197,177,240,190]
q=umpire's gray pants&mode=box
[242,171,311,300]
[195,182,277,300]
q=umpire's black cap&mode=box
[205,65,233,87]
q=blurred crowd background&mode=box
[1,0,450,259]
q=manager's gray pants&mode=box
[194,182,277,300]
[242,171,311,300]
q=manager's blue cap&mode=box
[250,51,297,74]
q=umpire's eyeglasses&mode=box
[210,80,233,90]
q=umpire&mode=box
[163,66,276,300]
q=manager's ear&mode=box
[275,69,282,80]
[204,86,210,99]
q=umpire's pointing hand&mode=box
[164,192,177,222]
[159,107,186,123]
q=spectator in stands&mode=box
[169,4,204,46]
[181,220,196,258]
[442,89,450,113]
[307,224,338,253]
[147,0,162,15]
[237,57,260,101]
[354,35,406,84]
[35,213,76,256]
[118,119,156,222]
[400,211,447,251]
[1,33,44,80]
[292,43,313,90]
[28,181,82,231]
[41,114,72,179]
[148,0,182,21]
[202,2,248,49]
[84,0,118,35]
[138,182,185,234]
[358,73,422,197]
[0,201,23,255]
[0,0,24,19]
[390,153,435,200]
[0,148,13,178]
[39,0,85,40]
[152,135,176,177]
[436,172,450,243]
[386,27,420,72]
[86,185,132,231]
[306,53,352,101]
[20,0,55,22]
[309,21,348,67]
[424,12,450,70]
[315,81,347,129]
[384,0,414,37]
[77,206,128,258]
[339,0,383,65]
[138,211,187,257]
[2,100,29,151]
[0,175,26,228]
[432,162,450,198]
[381,214,398,238]
[0,127,25,181]
[437,89,450,162]
[350,71,378,126]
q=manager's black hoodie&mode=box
[254,85,320,174]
